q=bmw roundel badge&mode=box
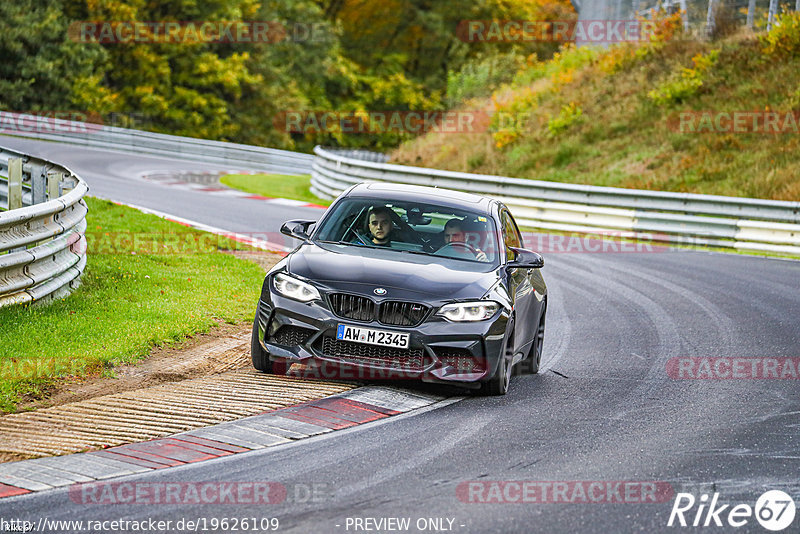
[374,287,387,295]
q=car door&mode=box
[501,208,536,359]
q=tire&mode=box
[480,319,513,396]
[521,301,546,375]
[251,315,289,375]
[251,315,272,372]
[481,351,509,396]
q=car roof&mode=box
[345,182,496,214]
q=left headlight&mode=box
[273,272,320,302]
[437,301,499,322]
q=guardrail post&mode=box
[31,164,47,205]
[7,157,22,210]
[47,171,63,200]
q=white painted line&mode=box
[268,198,309,206]
[80,453,152,475]
[262,415,333,436]
[0,473,52,492]
[233,419,308,440]
[185,429,268,450]
[0,465,80,487]
[335,387,437,412]
[105,199,291,253]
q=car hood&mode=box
[287,243,499,301]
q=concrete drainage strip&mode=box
[0,386,445,499]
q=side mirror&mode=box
[507,247,544,269]
[280,219,316,241]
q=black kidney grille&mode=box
[329,293,375,322]
[321,337,425,371]
[271,325,315,346]
[378,301,429,327]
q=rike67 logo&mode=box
[668,490,796,531]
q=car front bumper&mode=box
[256,291,509,387]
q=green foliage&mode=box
[488,44,598,149]
[647,49,719,106]
[446,52,524,107]
[760,11,800,57]
[547,102,583,137]
[512,45,601,88]
[0,0,109,112]
[0,0,575,150]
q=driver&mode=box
[367,206,395,246]
[443,219,488,261]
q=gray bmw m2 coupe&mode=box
[252,183,546,395]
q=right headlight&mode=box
[437,301,499,322]
[273,272,320,302]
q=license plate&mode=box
[336,324,409,349]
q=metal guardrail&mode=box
[311,146,800,256]
[0,112,313,175]
[0,146,88,308]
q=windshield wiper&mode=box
[396,249,432,256]
[318,239,375,249]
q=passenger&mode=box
[443,219,488,261]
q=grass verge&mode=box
[0,197,267,413]
[220,173,333,207]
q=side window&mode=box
[501,210,522,261]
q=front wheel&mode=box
[251,315,287,374]
[480,322,513,396]
[480,351,510,395]
[251,315,272,372]
[521,302,546,375]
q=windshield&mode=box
[313,198,499,265]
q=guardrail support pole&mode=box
[31,165,47,205]
[47,171,63,200]
[8,157,22,210]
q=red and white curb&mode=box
[0,387,447,499]
[106,200,295,255]
[140,172,327,210]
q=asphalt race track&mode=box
[1,135,799,533]
[0,136,321,239]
